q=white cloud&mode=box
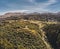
[34,0,57,8]
[43,0,57,7]
[0,10,29,15]
[0,0,58,15]
[6,10,28,13]
[24,0,57,12]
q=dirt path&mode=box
[29,20,52,49]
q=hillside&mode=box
[0,12,60,49]
[0,20,50,49]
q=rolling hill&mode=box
[0,12,60,49]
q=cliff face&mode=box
[43,24,60,49]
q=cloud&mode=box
[0,0,58,15]
[6,10,29,13]
[34,0,57,8]
[0,10,29,15]
[23,0,57,12]
[42,0,57,7]
[28,0,35,3]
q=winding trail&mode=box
[28,20,52,49]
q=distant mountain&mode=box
[0,12,27,18]
[0,12,60,21]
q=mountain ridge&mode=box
[0,12,60,22]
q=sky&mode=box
[0,0,60,15]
